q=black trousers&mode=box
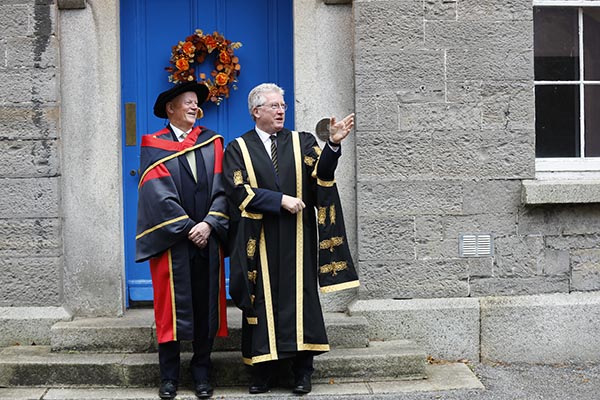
[158,253,213,383]
[252,351,314,384]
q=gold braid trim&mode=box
[298,343,330,352]
[320,280,360,293]
[208,211,229,219]
[319,261,348,276]
[320,236,344,252]
[135,215,189,240]
[317,178,335,187]
[242,211,263,219]
[329,204,336,224]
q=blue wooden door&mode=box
[120,0,294,304]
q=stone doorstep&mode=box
[0,340,426,388]
[50,308,370,353]
[0,306,72,347]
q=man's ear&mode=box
[166,101,174,116]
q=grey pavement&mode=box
[1,362,599,400]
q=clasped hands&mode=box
[188,221,212,248]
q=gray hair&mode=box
[248,83,285,118]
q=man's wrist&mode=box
[328,137,340,146]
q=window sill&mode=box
[522,178,600,204]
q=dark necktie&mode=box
[270,134,278,174]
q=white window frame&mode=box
[534,1,600,175]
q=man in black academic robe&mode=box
[222,83,359,395]
[136,82,228,400]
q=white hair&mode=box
[248,83,285,118]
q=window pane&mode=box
[585,85,600,156]
[584,8,600,81]
[535,85,580,157]
[534,7,579,81]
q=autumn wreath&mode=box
[166,29,242,106]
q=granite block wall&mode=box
[353,0,600,299]
[0,0,62,307]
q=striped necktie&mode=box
[270,134,278,174]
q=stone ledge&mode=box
[348,298,480,361]
[57,0,86,9]
[0,307,71,346]
[481,292,600,363]
[522,179,600,204]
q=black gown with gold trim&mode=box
[222,128,359,365]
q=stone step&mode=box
[0,363,486,400]
[50,307,369,353]
[0,340,426,388]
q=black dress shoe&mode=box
[249,382,270,394]
[194,381,213,399]
[158,380,178,399]
[292,375,312,395]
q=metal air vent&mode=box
[459,233,494,257]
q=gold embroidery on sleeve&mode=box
[318,207,327,226]
[320,236,344,252]
[233,170,243,185]
[329,204,336,225]
[313,145,322,156]
[319,261,348,276]
[304,155,316,167]
[248,270,258,284]
[247,237,257,258]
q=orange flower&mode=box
[182,41,195,56]
[204,36,217,50]
[215,72,229,86]
[175,58,189,71]
[219,51,231,64]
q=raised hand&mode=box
[328,113,355,144]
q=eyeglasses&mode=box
[258,103,288,111]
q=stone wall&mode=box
[353,0,600,299]
[4,0,600,319]
[0,0,62,307]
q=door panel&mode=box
[120,0,294,304]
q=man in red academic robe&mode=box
[136,82,228,399]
